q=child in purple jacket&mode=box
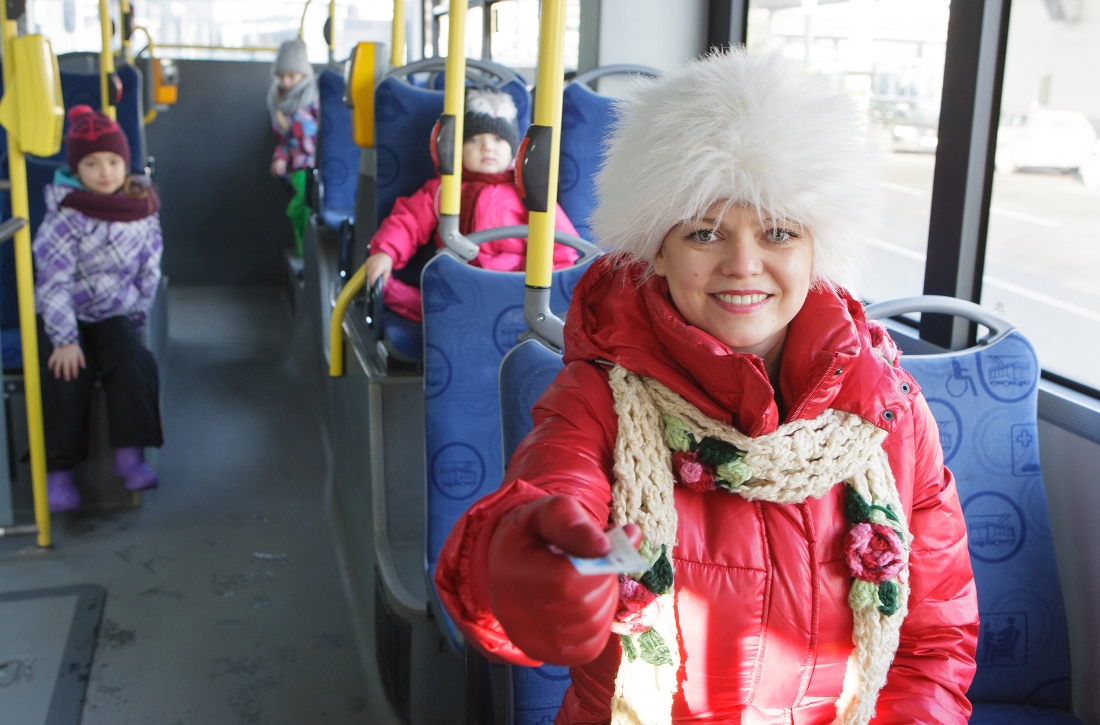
[34,105,164,512]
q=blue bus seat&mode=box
[558,82,614,241]
[41,60,147,175]
[368,70,531,363]
[316,69,359,230]
[422,253,592,649]
[0,156,64,371]
[376,72,531,224]
[498,337,574,723]
[866,301,1082,723]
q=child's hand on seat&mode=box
[365,252,394,286]
[48,343,86,382]
[270,158,287,178]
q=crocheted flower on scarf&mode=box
[845,523,904,583]
[663,414,753,491]
[843,485,908,616]
[611,577,660,635]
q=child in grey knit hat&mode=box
[267,39,318,256]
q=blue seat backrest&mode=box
[900,331,1070,708]
[499,338,573,723]
[559,82,615,241]
[40,65,146,175]
[317,69,360,228]
[375,73,530,223]
[422,253,591,647]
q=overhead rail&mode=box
[155,44,279,53]
[516,0,568,348]
[0,0,66,548]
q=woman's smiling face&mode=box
[653,202,814,364]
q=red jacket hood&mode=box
[563,257,918,437]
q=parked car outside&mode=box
[995,109,1100,188]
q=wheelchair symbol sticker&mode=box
[964,491,1026,563]
[425,344,452,399]
[431,443,486,501]
[979,611,1027,666]
[977,336,1038,403]
[1010,423,1041,477]
[926,398,962,464]
[494,305,529,355]
[945,358,979,398]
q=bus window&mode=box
[746,0,950,306]
[983,1,1100,390]
[30,0,400,63]
[428,0,580,78]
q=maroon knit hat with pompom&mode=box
[66,105,130,171]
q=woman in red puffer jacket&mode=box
[435,50,978,725]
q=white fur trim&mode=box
[592,50,877,291]
[465,88,517,121]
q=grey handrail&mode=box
[383,56,522,87]
[464,225,599,259]
[570,63,661,87]
[864,295,1014,346]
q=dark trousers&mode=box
[39,316,163,471]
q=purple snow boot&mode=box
[48,470,80,512]
[113,447,158,492]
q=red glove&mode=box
[487,496,627,665]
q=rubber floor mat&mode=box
[0,585,105,725]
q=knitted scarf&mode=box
[266,74,319,130]
[607,366,911,725]
[60,183,161,222]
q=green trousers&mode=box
[286,169,309,257]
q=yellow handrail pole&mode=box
[524,0,567,290]
[120,0,131,63]
[329,264,367,376]
[299,0,313,40]
[0,8,52,547]
[439,0,467,219]
[328,0,337,65]
[98,0,116,120]
[391,0,406,68]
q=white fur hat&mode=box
[591,50,877,291]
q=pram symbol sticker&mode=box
[964,491,1026,563]
[494,305,529,354]
[925,398,962,464]
[1011,423,1041,476]
[431,443,486,501]
[977,335,1038,403]
[979,612,1027,666]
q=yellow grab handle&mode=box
[391,0,406,68]
[438,0,467,217]
[0,9,53,548]
[98,0,116,120]
[329,264,368,377]
[523,0,567,290]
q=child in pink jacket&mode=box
[364,88,579,322]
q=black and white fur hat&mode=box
[592,50,877,291]
[464,88,520,158]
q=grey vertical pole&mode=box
[921,0,1013,349]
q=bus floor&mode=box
[0,286,377,724]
